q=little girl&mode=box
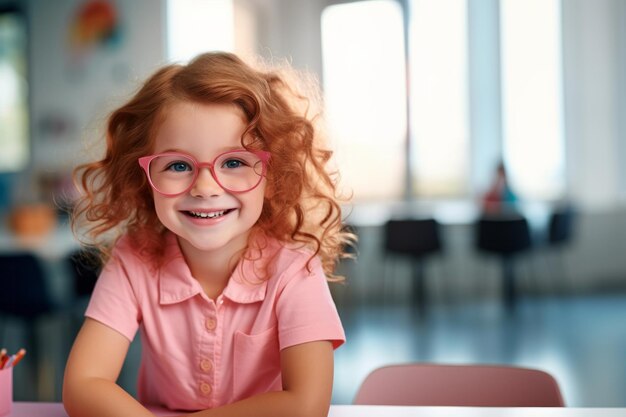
[63,52,353,417]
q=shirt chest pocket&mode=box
[233,326,281,399]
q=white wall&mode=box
[562,0,622,209]
[238,0,326,76]
[0,0,166,202]
[26,0,166,172]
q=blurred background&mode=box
[1,0,626,408]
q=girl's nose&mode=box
[190,168,224,197]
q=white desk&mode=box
[330,405,626,417]
[6,403,626,417]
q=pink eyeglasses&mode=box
[138,149,270,196]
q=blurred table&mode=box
[0,220,79,260]
[345,199,553,229]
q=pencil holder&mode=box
[0,366,11,416]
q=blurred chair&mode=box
[0,252,57,398]
[0,253,55,318]
[475,215,532,308]
[383,218,442,309]
[354,363,564,406]
[545,206,576,289]
[65,249,101,334]
[548,208,575,246]
[67,248,101,299]
[547,205,576,249]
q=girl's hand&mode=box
[63,318,155,417]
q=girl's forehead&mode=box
[153,101,249,152]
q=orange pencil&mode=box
[10,349,26,368]
[0,349,8,369]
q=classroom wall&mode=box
[2,0,626,290]
[562,0,623,208]
[4,0,626,207]
[248,0,626,209]
[0,0,166,202]
[28,0,166,169]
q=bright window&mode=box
[167,0,234,62]
[321,0,407,201]
[500,0,565,199]
[0,8,28,172]
[408,0,469,196]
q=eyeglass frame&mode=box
[138,149,271,196]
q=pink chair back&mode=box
[353,363,565,407]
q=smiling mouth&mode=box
[185,209,235,219]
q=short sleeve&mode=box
[84,246,141,342]
[275,257,345,350]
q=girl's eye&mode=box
[222,159,246,169]
[166,161,192,172]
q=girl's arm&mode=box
[183,340,334,417]
[63,318,155,417]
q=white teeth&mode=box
[189,210,226,219]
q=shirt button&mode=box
[205,317,217,331]
[200,359,213,372]
[200,382,212,396]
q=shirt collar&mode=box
[158,233,268,305]
[222,257,268,304]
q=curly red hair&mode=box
[72,52,354,280]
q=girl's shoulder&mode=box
[261,238,323,280]
[106,234,157,273]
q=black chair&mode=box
[65,249,101,336]
[545,206,576,287]
[548,207,575,247]
[0,253,57,399]
[383,218,442,308]
[475,215,532,308]
[0,253,54,318]
[67,249,101,299]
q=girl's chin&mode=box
[176,234,249,256]
[179,237,227,253]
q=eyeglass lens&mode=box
[148,151,265,194]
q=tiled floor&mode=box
[332,293,626,406]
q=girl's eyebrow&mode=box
[156,148,187,154]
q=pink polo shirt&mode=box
[85,233,345,411]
